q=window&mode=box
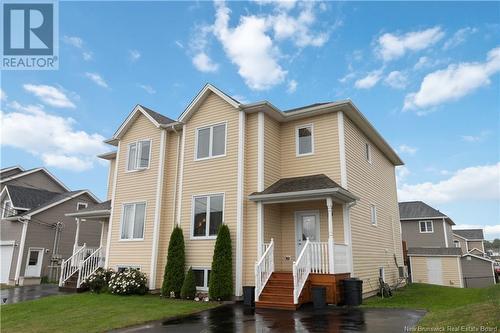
[296,124,314,156]
[192,268,211,290]
[453,240,460,248]
[77,202,88,211]
[28,250,39,266]
[192,194,224,238]
[120,202,146,240]
[117,265,140,273]
[370,204,377,226]
[419,220,433,233]
[2,200,15,218]
[127,140,151,171]
[196,123,226,159]
[365,143,372,163]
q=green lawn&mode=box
[0,284,16,290]
[1,293,219,333]
[363,283,500,330]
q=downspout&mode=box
[14,217,29,285]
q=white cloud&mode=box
[192,52,219,72]
[23,84,76,108]
[397,144,417,155]
[354,70,383,89]
[398,163,500,205]
[287,79,298,93]
[453,224,500,240]
[1,102,107,171]
[384,71,408,89]
[404,47,500,111]
[443,27,478,50]
[254,0,298,11]
[396,166,410,183]
[231,95,250,104]
[0,89,7,101]
[63,35,93,61]
[175,41,184,49]
[461,130,491,143]
[85,72,109,89]
[376,26,445,61]
[129,49,141,62]
[137,84,156,95]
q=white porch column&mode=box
[257,202,264,258]
[256,111,265,259]
[326,197,335,274]
[73,218,81,253]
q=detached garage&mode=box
[408,247,463,288]
[461,253,496,288]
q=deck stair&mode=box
[255,272,299,310]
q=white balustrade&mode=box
[255,238,274,302]
[77,247,105,288]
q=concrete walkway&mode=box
[1,284,68,305]
[113,303,425,333]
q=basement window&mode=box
[192,268,211,290]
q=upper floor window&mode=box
[453,240,460,248]
[419,220,433,233]
[296,124,314,156]
[196,123,226,160]
[192,194,224,238]
[77,202,88,211]
[370,204,377,226]
[120,202,146,240]
[2,200,15,218]
[127,140,151,171]
[365,143,372,163]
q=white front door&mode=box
[295,211,320,256]
[25,248,44,277]
[0,243,14,283]
[426,257,443,285]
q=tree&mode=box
[209,224,233,300]
[161,226,185,297]
[180,267,197,299]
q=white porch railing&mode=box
[59,245,87,286]
[255,238,274,302]
[293,239,311,304]
[334,244,350,273]
[77,247,105,288]
[310,241,330,274]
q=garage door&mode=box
[1,242,15,283]
[427,257,443,285]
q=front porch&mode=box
[249,174,358,310]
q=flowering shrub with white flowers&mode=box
[108,268,148,295]
[84,268,114,293]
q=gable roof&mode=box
[453,229,484,240]
[399,201,454,225]
[65,200,111,218]
[2,185,60,210]
[0,166,25,179]
[21,190,99,218]
[178,84,241,122]
[110,104,177,143]
[407,247,462,256]
[0,167,70,192]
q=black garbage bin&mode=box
[343,278,363,306]
[312,286,326,309]
[243,286,255,307]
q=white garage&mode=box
[1,240,15,284]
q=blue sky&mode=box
[1,1,499,239]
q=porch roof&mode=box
[248,174,358,204]
[65,200,111,219]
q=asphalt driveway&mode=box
[1,284,68,305]
[114,303,425,333]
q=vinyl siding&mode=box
[1,170,67,193]
[461,256,495,288]
[107,159,116,200]
[453,235,467,253]
[410,256,461,287]
[467,240,484,252]
[401,219,448,248]
[344,115,403,295]
[107,113,162,277]
[178,92,239,283]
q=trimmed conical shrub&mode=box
[209,224,233,300]
[180,267,196,299]
[161,226,185,297]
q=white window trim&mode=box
[453,240,461,248]
[419,220,434,233]
[192,266,211,291]
[295,123,315,157]
[190,193,225,240]
[119,201,147,241]
[370,204,377,226]
[365,142,372,164]
[77,202,88,210]
[126,139,152,172]
[194,121,228,161]
[2,200,13,218]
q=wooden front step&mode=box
[256,272,296,310]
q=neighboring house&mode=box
[0,166,101,286]
[63,84,405,309]
[399,201,496,288]
[452,229,486,254]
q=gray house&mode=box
[453,229,486,254]
[399,201,496,288]
[0,166,101,286]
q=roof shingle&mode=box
[251,174,343,196]
[5,185,60,210]
[453,229,484,240]
[139,105,176,126]
[399,201,454,224]
[407,247,462,256]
